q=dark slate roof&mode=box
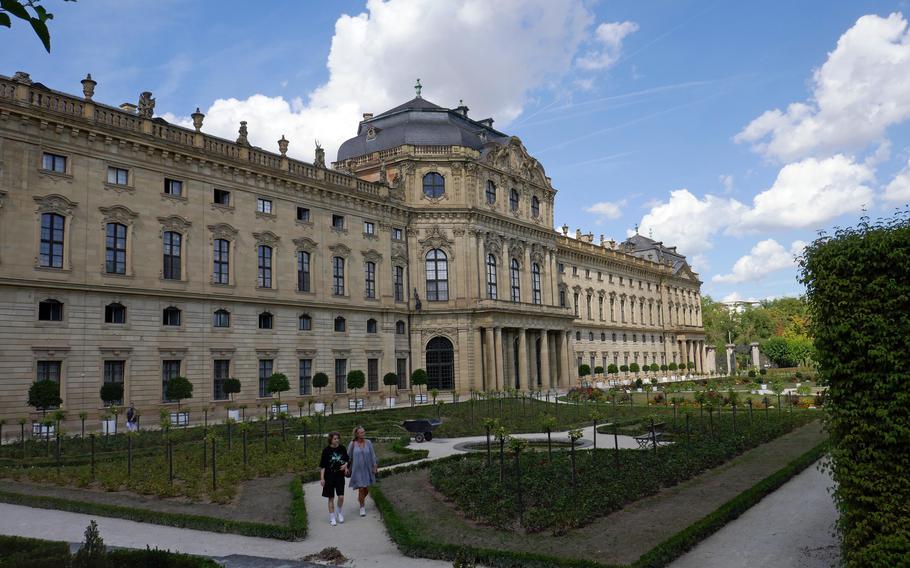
[622,233,693,276]
[336,96,509,162]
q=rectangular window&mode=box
[585,269,590,278]
[164,178,183,197]
[572,266,578,276]
[392,227,403,241]
[105,223,127,274]
[573,293,579,317]
[258,359,273,397]
[299,359,312,395]
[162,231,182,280]
[213,309,230,327]
[368,358,379,392]
[213,189,231,206]
[161,360,180,402]
[42,152,66,173]
[257,245,272,288]
[213,359,230,401]
[297,207,310,222]
[37,360,61,382]
[213,239,230,284]
[365,261,376,299]
[559,289,566,308]
[256,198,272,214]
[558,263,565,274]
[107,166,129,185]
[38,300,63,321]
[102,360,124,404]
[394,266,404,302]
[364,221,375,235]
[297,251,311,292]
[39,213,65,269]
[332,214,345,229]
[332,256,345,295]
[334,358,347,394]
[396,358,408,390]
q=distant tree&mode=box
[607,363,619,375]
[629,362,640,373]
[411,369,428,397]
[383,372,399,397]
[660,364,669,372]
[347,370,366,411]
[267,373,290,402]
[28,379,61,416]
[312,372,329,398]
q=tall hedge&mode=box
[799,211,910,567]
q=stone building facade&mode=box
[0,71,706,427]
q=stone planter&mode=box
[270,403,289,417]
[101,419,116,435]
[414,393,428,404]
[637,388,643,393]
[348,398,364,410]
[170,412,189,427]
[313,402,326,413]
[760,383,768,390]
[32,423,55,437]
[227,409,241,421]
[386,397,396,408]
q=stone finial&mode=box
[81,73,97,100]
[137,91,155,119]
[236,121,250,146]
[12,71,32,84]
[314,140,326,168]
[191,107,205,132]
[600,234,606,246]
[586,232,594,243]
[414,78,422,98]
[278,135,289,157]
[363,112,373,121]
[455,99,469,116]
[575,229,582,240]
[561,224,569,236]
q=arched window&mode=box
[575,331,581,341]
[105,222,127,274]
[426,336,455,390]
[531,196,540,218]
[365,261,376,299]
[334,316,346,332]
[396,320,406,334]
[104,302,126,324]
[422,172,445,198]
[531,263,541,305]
[425,249,448,301]
[486,254,498,299]
[601,332,606,341]
[162,306,181,326]
[297,251,311,292]
[39,213,65,268]
[332,256,345,295]
[509,258,520,302]
[213,309,231,328]
[509,188,519,211]
[485,180,496,204]
[298,313,312,331]
[38,299,63,321]
[367,318,378,333]
[213,239,230,284]
[258,311,273,329]
[257,245,273,288]
[162,231,182,280]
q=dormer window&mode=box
[423,172,445,199]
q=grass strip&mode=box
[373,439,829,567]
[288,478,307,537]
[631,439,829,568]
[0,488,304,540]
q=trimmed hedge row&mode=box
[372,437,828,567]
[0,533,220,567]
[799,211,910,567]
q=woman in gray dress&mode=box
[347,426,379,517]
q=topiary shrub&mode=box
[99,382,124,407]
[593,366,604,375]
[634,378,643,389]
[347,370,366,410]
[28,379,62,417]
[799,211,910,567]
[619,364,629,373]
[607,363,618,375]
[266,373,290,401]
[748,369,757,378]
[165,376,193,409]
[312,372,329,398]
[411,369,428,397]
[661,364,669,372]
[577,364,591,378]
[668,362,678,371]
[650,363,660,372]
[223,377,241,401]
[629,362,640,373]
[383,372,399,397]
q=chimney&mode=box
[362,112,373,121]
[119,103,137,114]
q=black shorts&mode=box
[322,474,345,498]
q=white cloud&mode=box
[719,174,734,193]
[165,0,638,163]
[720,292,760,304]
[735,13,910,162]
[713,239,807,284]
[576,21,639,70]
[884,158,910,202]
[585,199,625,221]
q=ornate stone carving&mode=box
[253,230,280,247]
[157,215,192,233]
[138,92,155,119]
[236,121,250,146]
[293,237,318,251]
[361,249,383,262]
[329,243,351,257]
[207,223,238,240]
[483,232,503,255]
[99,205,138,226]
[33,194,78,215]
[481,137,551,189]
[508,238,525,260]
[419,328,458,347]
[418,226,454,257]
[314,141,326,168]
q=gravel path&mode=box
[670,458,841,568]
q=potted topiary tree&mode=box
[346,369,366,412]
[629,363,640,378]
[634,377,643,392]
[411,369,428,403]
[224,377,242,420]
[266,372,290,416]
[28,379,62,438]
[99,382,124,435]
[650,363,660,373]
[577,364,591,386]
[165,376,193,427]
[383,372,399,407]
[312,372,329,412]
[660,364,669,373]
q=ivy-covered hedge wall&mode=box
[799,211,910,567]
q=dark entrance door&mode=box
[426,336,455,390]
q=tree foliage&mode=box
[410,369,428,394]
[0,0,66,52]
[312,372,329,395]
[223,378,241,401]
[266,373,290,401]
[164,376,193,408]
[799,210,910,566]
[27,379,61,414]
[577,364,590,377]
[99,382,123,406]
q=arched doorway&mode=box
[426,336,455,390]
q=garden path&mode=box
[669,458,840,568]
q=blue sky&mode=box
[5,0,910,302]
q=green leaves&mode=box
[0,0,56,52]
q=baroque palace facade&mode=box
[0,71,708,426]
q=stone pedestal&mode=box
[750,342,760,369]
[725,343,736,374]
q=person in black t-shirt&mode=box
[319,431,349,526]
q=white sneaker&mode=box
[337,511,344,523]
[330,517,337,526]
[359,507,366,517]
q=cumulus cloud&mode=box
[720,292,760,303]
[165,0,637,163]
[884,158,910,203]
[719,174,734,193]
[576,21,639,70]
[585,199,626,222]
[712,239,807,284]
[735,13,910,162]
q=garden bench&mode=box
[634,422,668,449]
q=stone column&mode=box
[564,331,573,386]
[725,343,736,374]
[522,246,532,304]
[484,328,495,391]
[518,328,528,391]
[539,330,550,388]
[473,328,483,390]
[556,332,567,388]
[750,342,760,368]
[549,250,558,307]
[494,327,504,391]
[475,232,485,300]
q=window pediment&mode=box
[99,205,139,225]
[34,194,78,215]
[329,243,351,257]
[253,230,280,247]
[418,226,454,257]
[158,215,192,233]
[293,237,318,252]
[208,223,238,240]
[362,249,383,263]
